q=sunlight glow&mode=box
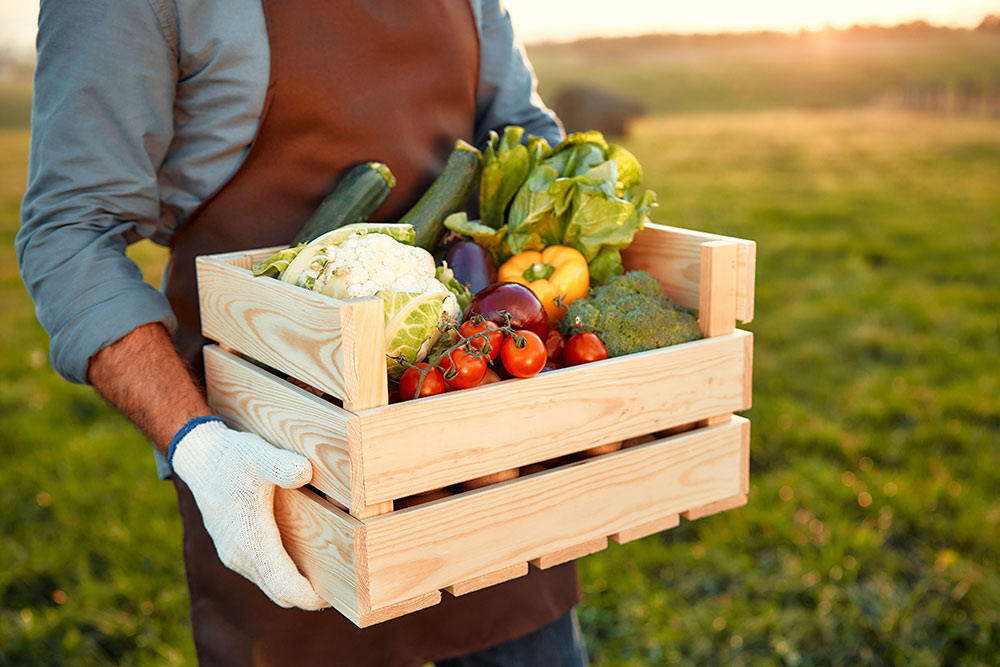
[501,0,1000,41]
[1,0,999,56]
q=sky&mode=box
[1,0,999,55]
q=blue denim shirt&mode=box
[17,0,562,389]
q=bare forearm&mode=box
[87,322,212,454]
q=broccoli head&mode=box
[559,270,702,357]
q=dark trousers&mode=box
[436,610,588,667]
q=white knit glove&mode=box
[169,417,329,610]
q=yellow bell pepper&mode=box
[498,246,590,324]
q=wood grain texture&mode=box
[739,418,751,495]
[621,222,756,323]
[681,493,749,521]
[699,241,739,338]
[356,331,752,505]
[196,256,360,402]
[353,501,393,520]
[356,591,442,628]
[213,245,288,270]
[359,418,747,609]
[610,514,681,545]
[743,330,754,410]
[204,345,354,508]
[530,537,608,569]
[274,487,364,623]
[339,299,389,412]
[444,563,529,596]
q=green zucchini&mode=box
[401,140,482,251]
[291,162,396,245]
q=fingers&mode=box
[251,438,314,489]
[251,504,330,610]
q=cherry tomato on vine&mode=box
[545,329,566,367]
[458,316,504,362]
[564,331,609,367]
[500,330,547,378]
[438,347,488,389]
[398,363,447,400]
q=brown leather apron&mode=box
[163,1,580,664]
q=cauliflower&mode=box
[559,270,702,357]
[254,224,461,377]
[274,226,459,320]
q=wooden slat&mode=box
[444,563,529,596]
[196,255,381,404]
[353,501,393,520]
[356,331,751,505]
[356,591,442,628]
[213,245,288,270]
[698,241,739,338]
[621,222,756,323]
[339,299,389,412]
[610,514,680,545]
[743,330,754,411]
[681,493,749,521]
[530,537,608,569]
[204,345,354,508]
[359,419,746,610]
[739,418,751,495]
[273,487,365,624]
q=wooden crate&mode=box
[197,222,756,626]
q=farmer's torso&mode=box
[161,1,580,665]
[164,0,481,367]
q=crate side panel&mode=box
[358,331,750,504]
[204,345,354,507]
[211,245,288,270]
[621,223,756,323]
[362,418,746,609]
[274,487,364,624]
[196,256,352,400]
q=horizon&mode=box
[1,1,999,58]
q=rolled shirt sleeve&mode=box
[472,0,565,148]
[17,0,179,384]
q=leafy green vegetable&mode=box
[251,244,305,277]
[479,127,531,230]
[435,262,473,311]
[469,126,657,285]
[381,291,449,379]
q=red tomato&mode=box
[477,367,503,386]
[398,363,447,400]
[500,330,547,378]
[458,316,504,362]
[564,331,609,367]
[545,329,566,366]
[438,347,488,389]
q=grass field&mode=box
[528,27,1000,115]
[2,50,999,665]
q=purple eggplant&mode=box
[446,241,497,296]
[464,282,549,341]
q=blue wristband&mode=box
[167,416,225,469]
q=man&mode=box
[17,1,586,664]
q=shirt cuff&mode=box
[49,280,178,385]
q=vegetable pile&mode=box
[253,127,703,402]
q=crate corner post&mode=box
[339,297,389,413]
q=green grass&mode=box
[576,109,1000,665]
[0,82,32,129]
[2,103,999,663]
[527,27,1000,114]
